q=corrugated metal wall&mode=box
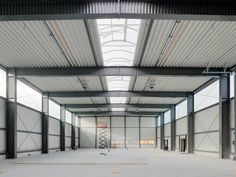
[230,99,235,154]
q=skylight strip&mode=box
[97,19,141,108]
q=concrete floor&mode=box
[0,149,235,177]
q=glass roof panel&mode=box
[97,19,141,110]
[110,97,127,104]
[112,108,125,112]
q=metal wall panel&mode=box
[80,117,96,148]
[230,99,235,154]
[0,97,6,155]
[111,128,125,148]
[111,117,125,127]
[195,132,219,153]
[140,128,155,148]
[49,135,60,149]
[49,117,60,135]
[17,105,42,152]
[0,130,5,154]
[0,97,5,129]
[126,117,139,127]
[194,104,219,153]
[48,117,60,149]
[17,132,41,153]
[164,123,171,137]
[126,128,139,148]
[65,137,71,148]
[176,117,187,135]
[65,123,72,137]
[81,117,96,127]
[80,128,95,148]
[141,117,155,127]
[157,127,160,138]
[195,105,219,133]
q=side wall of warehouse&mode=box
[0,96,80,158]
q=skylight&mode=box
[97,19,141,109]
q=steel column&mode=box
[42,93,49,154]
[110,116,112,148]
[219,74,231,159]
[71,114,76,150]
[187,93,194,153]
[6,69,17,159]
[124,116,127,148]
[170,105,176,151]
[139,116,141,148]
[60,105,66,151]
[160,113,165,150]
[155,116,158,148]
[95,116,97,148]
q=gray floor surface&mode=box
[0,149,235,177]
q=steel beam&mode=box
[6,69,17,159]
[60,105,66,151]
[187,93,194,154]
[219,74,231,159]
[49,91,188,98]
[42,93,49,154]
[16,67,225,77]
[160,113,165,150]
[170,105,176,151]
[1,1,236,21]
[66,103,171,109]
[75,111,160,116]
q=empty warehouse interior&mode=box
[0,1,236,177]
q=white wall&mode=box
[126,117,139,148]
[80,116,157,149]
[175,117,187,150]
[194,104,219,153]
[140,117,155,148]
[17,104,42,153]
[230,99,235,154]
[65,123,72,148]
[80,117,96,148]
[48,117,60,150]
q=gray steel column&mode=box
[187,93,194,154]
[160,113,165,150]
[110,116,112,148]
[42,93,49,154]
[124,116,127,148]
[234,74,236,161]
[219,74,231,159]
[95,116,97,148]
[139,116,141,148]
[170,105,176,151]
[71,114,76,150]
[60,105,66,151]
[155,116,158,148]
[6,69,17,159]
